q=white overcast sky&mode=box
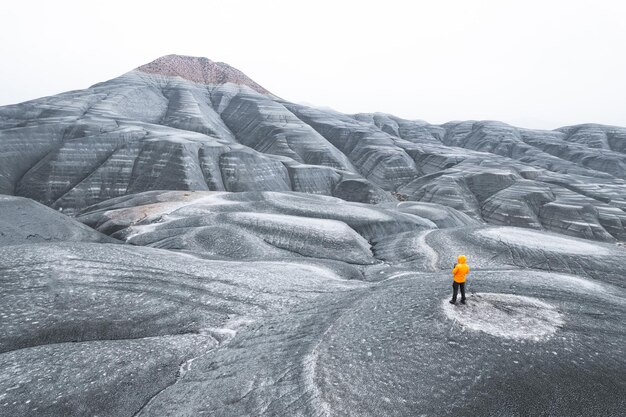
[1,0,625,129]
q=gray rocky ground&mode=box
[2,212,624,416]
[0,55,625,416]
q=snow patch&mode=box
[443,293,564,340]
[477,227,611,255]
[122,193,235,240]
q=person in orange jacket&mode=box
[450,255,470,305]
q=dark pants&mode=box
[452,282,466,303]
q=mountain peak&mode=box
[136,54,270,94]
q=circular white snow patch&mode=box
[476,227,610,255]
[443,293,564,340]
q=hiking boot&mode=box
[460,299,466,305]
[449,300,456,304]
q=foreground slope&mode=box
[1,203,624,416]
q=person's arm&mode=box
[452,265,458,275]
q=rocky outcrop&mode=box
[0,195,115,246]
[137,54,271,94]
[76,190,437,263]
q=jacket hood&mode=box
[458,255,467,264]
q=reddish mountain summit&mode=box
[137,54,270,94]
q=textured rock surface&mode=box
[1,224,624,416]
[137,54,271,94]
[2,54,625,243]
[76,190,437,263]
[1,55,626,416]
[0,195,115,246]
[0,242,363,416]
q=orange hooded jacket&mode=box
[452,255,469,283]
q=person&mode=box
[450,255,470,305]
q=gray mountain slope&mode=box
[1,55,625,242]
